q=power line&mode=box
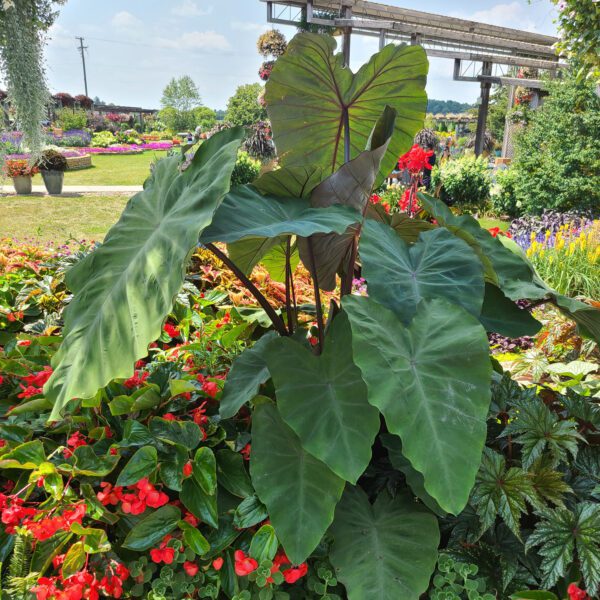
[75,36,89,97]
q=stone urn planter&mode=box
[40,170,64,195]
[12,175,32,195]
[36,150,68,195]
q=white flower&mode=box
[2,0,16,10]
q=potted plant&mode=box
[36,149,68,194]
[4,158,39,194]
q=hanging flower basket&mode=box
[257,29,287,57]
[258,61,275,81]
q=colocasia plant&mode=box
[2,33,600,599]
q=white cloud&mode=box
[230,21,269,32]
[46,23,73,49]
[172,0,212,17]
[459,2,537,32]
[111,11,143,30]
[157,30,230,52]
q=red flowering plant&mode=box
[396,143,434,216]
[3,158,39,178]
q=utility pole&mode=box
[75,36,89,97]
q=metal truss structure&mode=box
[261,0,565,156]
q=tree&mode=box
[192,106,216,130]
[160,76,202,112]
[508,73,600,215]
[225,83,267,126]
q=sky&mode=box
[42,0,558,110]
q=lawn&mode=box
[0,194,128,243]
[477,216,510,232]
[31,151,161,186]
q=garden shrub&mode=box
[490,167,519,216]
[508,74,600,215]
[1,32,600,600]
[432,155,491,207]
[91,131,117,148]
[55,108,88,131]
[231,151,261,186]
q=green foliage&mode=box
[91,130,116,148]
[44,127,245,419]
[55,108,87,131]
[231,151,261,187]
[551,0,600,81]
[266,33,427,187]
[0,1,63,156]
[508,74,600,215]
[161,75,202,112]
[427,99,474,114]
[225,83,267,126]
[330,487,440,600]
[490,167,519,216]
[431,155,491,207]
[430,554,496,600]
[526,503,600,593]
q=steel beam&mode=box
[474,61,493,157]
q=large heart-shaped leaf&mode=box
[360,220,485,322]
[219,332,276,419]
[297,106,396,290]
[480,283,542,338]
[420,194,600,342]
[344,295,492,515]
[44,128,245,420]
[250,403,345,564]
[263,312,379,483]
[266,33,427,186]
[329,486,439,600]
[200,184,360,244]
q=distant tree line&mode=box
[427,99,474,114]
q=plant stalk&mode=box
[307,238,325,353]
[205,243,288,337]
[285,236,294,335]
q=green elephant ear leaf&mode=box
[360,220,485,322]
[200,184,360,244]
[219,331,277,419]
[480,283,542,338]
[263,312,379,483]
[419,193,600,343]
[44,127,245,420]
[266,32,428,187]
[330,486,440,600]
[250,403,345,564]
[344,295,492,515]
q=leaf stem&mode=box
[307,238,325,353]
[204,243,288,337]
[285,236,294,335]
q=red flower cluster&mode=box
[17,365,53,399]
[123,369,149,389]
[233,549,308,585]
[4,159,39,178]
[397,144,434,174]
[568,584,590,600]
[369,193,390,214]
[32,562,129,600]
[183,561,199,576]
[150,534,175,564]
[196,374,219,398]
[488,227,512,239]
[96,478,169,515]
[234,550,258,576]
[163,322,180,338]
[7,310,24,322]
[62,431,88,459]
[1,494,86,540]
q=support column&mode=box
[501,84,515,159]
[379,29,386,50]
[342,5,352,66]
[474,61,493,157]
